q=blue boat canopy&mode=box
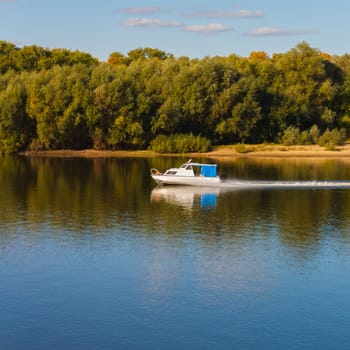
[183,161,218,177]
[200,164,217,177]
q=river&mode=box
[1,155,350,349]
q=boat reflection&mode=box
[150,186,220,209]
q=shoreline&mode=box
[17,144,350,159]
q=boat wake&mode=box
[219,179,350,189]
[151,180,350,209]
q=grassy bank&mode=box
[17,143,350,158]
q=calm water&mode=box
[1,156,350,349]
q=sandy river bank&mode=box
[18,144,350,159]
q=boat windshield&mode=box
[180,164,193,170]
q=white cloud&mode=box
[245,27,319,36]
[184,23,233,35]
[187,10,263,19]
[123,18,182,28]
[117,7,162,15]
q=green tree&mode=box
[215,74,265,143]
[26,65,92,149]
[0,40,17,73]
[107,115,144,149]
[127,47,172,61]
[269,42,343,137]
[12,45,49,71]
[88,64,134,149]
[0,73,34,153]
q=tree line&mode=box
[1,40,350,154]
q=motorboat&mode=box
[150,159,226,186]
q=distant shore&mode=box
[18,143,350,159]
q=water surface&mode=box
[1,156,350,349]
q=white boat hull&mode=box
[151,174,222,186]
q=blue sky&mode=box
[1,0,350,61]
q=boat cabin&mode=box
[163,162,217,178]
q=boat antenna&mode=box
[187,159,192,163]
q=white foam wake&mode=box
[220,179,350,189]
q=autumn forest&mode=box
[1,40,350,154]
